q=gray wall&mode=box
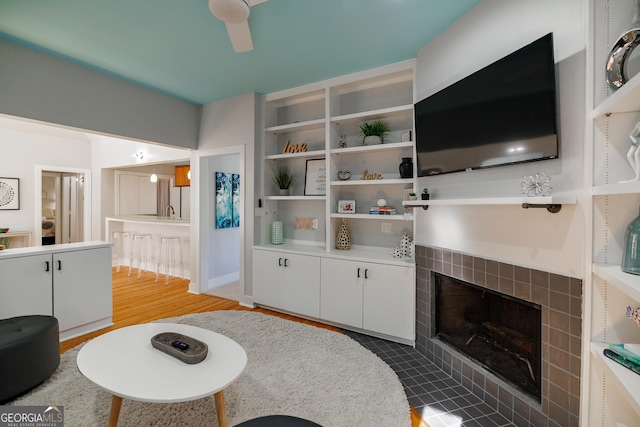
[0,39,201,148]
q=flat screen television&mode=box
[415,33,558,176]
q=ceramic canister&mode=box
[271,221,284,245]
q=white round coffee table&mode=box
[77,323,247,427]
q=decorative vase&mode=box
[421,193,429,200]
[399,158,413,178]
[363,135,382,146]
[335,218,351,250]
[623,206,640,274]
[271,221,284,245]
[279,188,290,196]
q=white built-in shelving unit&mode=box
[257,60,416,256]
[583,1,640,425]
[253,61,416,344]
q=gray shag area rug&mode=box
[9,311,411,427]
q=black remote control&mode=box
[172,340,189,350]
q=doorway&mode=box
[192,146,246,302]
[35,166,91,246]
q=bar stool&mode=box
[129,233,154,278]
[110,231,131,272]
[156,236,182,285]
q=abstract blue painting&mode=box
[216,172,240,229]
[232,173,240,227]
[215,172,232,229]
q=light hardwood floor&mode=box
[61,268,426,427]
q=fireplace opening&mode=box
[435,273,542,401]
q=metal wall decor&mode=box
[0,177,19,210]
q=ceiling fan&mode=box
[208,0,268,53]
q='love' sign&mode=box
[282,140,308,154]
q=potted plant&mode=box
[273,166,295,196]
[359,120,390,145]
[409,192,417,201]
[421,187,429,200]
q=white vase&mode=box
[363,135,382,146]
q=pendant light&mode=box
[150,169,158,183]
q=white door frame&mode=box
[190,145,246,302]
[35,165,92,246]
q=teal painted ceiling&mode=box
[0,0,479,105]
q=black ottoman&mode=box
[0,315,60,403]
[235,415,322,426]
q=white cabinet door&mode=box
[363,263,414,341]
[320,258,363,328]
[118,174,140,215]
[0,255,53,318]
[320,258,414,341]
[53,247,112,331]
[253,250,320,318]
[118,173,157,215]
[138,176,157,214]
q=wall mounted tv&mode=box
[415,33,558,176]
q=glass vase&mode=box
[622,206,640,275]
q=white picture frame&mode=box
[338,200,356,214]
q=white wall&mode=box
[414,0,586,277]
[193,92,259,300]
[0,116,92,238]
[0,39,201,149]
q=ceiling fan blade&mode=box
[225,20,253,52]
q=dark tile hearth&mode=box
[343,330,514,427]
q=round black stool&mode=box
[235,415,322,426]
[0,315,60,403]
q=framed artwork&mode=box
[304,159,326,196]
[216,172,241,229]
[215,172,232,229]
[0,177,19,210]
[338,200,356,214]
[232,173,240,227]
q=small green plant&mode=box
[422,187,429,194]
[409,192,416,197]
[359,120,390,143]
[273,165,295,189]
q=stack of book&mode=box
[369,206,396,215]
[603,343,640,375]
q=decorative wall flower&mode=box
[521,172,552,197]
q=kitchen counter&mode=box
[108,215,190,224]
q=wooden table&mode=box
[76,323,247,427]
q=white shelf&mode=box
[593,181,640,196]
[403,195,576,207]
[329,141,413,155]
[265,118,326,134]
[331,213,412,221]
[592,263,640,302]
[264,195,326,201]
[591,342,640,417]
[253,242,415,266]
[593,72,640,119]
[330,104,414,124]
[331,178,412,186]
[264,149,325,161]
